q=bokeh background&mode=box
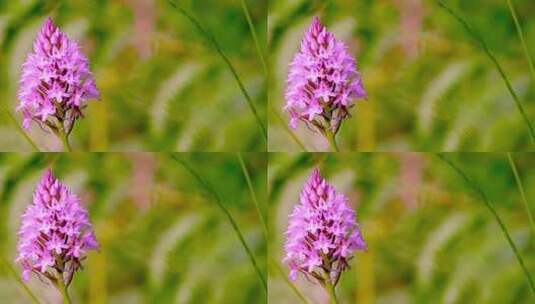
[268,153,534,303]
[0,0,267,152]
[268,0,535,151]
[0,152,267,303]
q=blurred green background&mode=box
[0,0,267,152]
[268,153,534,303]
[0,152,267,303]
[268,0,535,151]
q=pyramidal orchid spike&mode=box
[16,169,99,287]
[284,17,366,135]
[283,168,366,286]
[17,17,99,137]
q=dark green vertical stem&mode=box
[240,0,267,76]
[507,0,535,83]
[437,1,535,143]
[166,0,267,142]
[507,153,535,235]
[237,153,268,241]
[436,154,535,295]
[169,154,267,293]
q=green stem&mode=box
[0,254,40,304]
[169,154,267,293]
[507,153,535,235]
[270,106,307,151]
[237,153,268,241]
[53,277,72,304]
[326,282,339,304]
[437,1,535,143]
[507,0,535,83]
[166,0,267,142]
[57,128,72,152]
[269,258,309,304]
[325,131,339,152]
[58,283,72,304]
[240,0,267,76]
[1,107,40,151]
[436,154,535,295]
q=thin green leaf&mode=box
[1,107,40,151]
[270,106,307,151]
[269,258,310,304]
[437,1,535,143]
[436,153,535,295]
[166,0,267,142]
[0,254,41,304]
[240,0,267,76]
[507,0,535,84]
[237,153,268,241]
[507,153,535,235]
[169,153,267,293]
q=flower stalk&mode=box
[55,121,72,152]
[326,281,338,304]
[324,130,339,152]
[56,279,72,304]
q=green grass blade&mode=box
[507,0,535,83]
[240,0,267,76]
[436,153,535,295]
[507,153,535,235]
[270,106,307,151]
[437,1,535,143]
[0,254,41,304]
[237,153,268,241]
[269,258,309,304]
[1,107,40,151]
[166,1,267,142]
[244,0,307,152]
[169,153,267,293]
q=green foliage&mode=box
[268,153,534,303]
[268,0,535,151]
[0,0,267,151]
[0,153,267,303]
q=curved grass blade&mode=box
[0,254,41,304]
[240,0,267,76]
[269,258,309,304]
[507,0,535,83]
[436,1,535,143]
[1,107,40,151]
[270,106,307,151]
[435,153,535,295]
[507,153,535,235]
[169,153,267,293]
[237,153,268,241]
[166,0,267,142]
